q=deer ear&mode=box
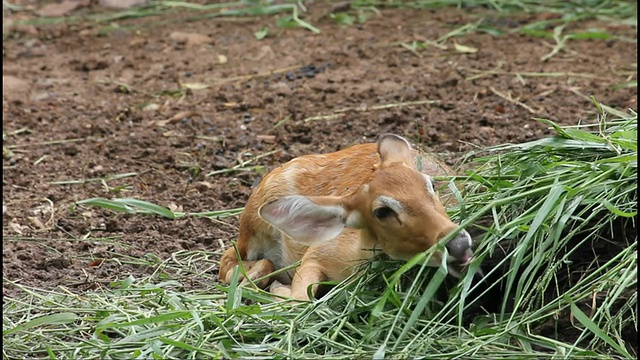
[259,195,347,246]
[377,134,412,166]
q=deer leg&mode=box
[219,246,275,289]
[241,259,276,289]
[269,280,292,298]
[288,260,325,301]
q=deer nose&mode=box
[445,230,473,265]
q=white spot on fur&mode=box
[280,162,299,193]
[246,244,260,262]
[246,232,295,281]
[346,211,363,228]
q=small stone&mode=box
[169,32,211,47]
[257,135,276,143]
[142,103,160,112]
[269,82,292,96]
[37,0,82,17]
[3,76,30,96]
[31,92,57,102]
[99,0,146,9]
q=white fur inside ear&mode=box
[377,134,413,165]
[379,134,412,151]
[346,211,363,228]
[423,174,435,195]
[259,195,346,246]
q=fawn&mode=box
[218,134,473,300]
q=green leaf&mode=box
[562,129,607,143]
[603,200,637,217]
[564,295,631,358]
[119,275,135,290]
[118,327,174,344]
[519,28,553,39]
[275,15,298,29]
[225,265,242,312]
[372,344,385,360]
[394,262,447,350]
[612,79,637,90]
[370,251,427,318]
[356,11,368,24]
[98,311,193,329]
[76,197,176,218]
[254,26,269,40]
[567,30,612,40]
[330,12,354,26]
[76,198,136,214]
[478,25,505,36]
[113,198,176,219]
[158,336,218,356]
[3,313,78,336]
[228,304,263,316]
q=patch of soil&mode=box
[2,0,637,347]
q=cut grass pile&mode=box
[3,101,637,359]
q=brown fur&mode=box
[219,135,466,300]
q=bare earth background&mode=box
[2,1,637,300]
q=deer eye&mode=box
[373,206,395,219]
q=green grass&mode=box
[351,0,636,17]
[377,0,636,59]
[5,0,636,38]
[3,100,637,359]
[3,1,637,358]
[3,0,321,36]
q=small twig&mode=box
[303,100,439,123]
[5,137,87,149]
[206,165,264,176]
[489,86,538,114]
[399,42,423,58]
[373,39,447,51]
[457,139,483,150]
[43,197,55,229]
[206,150,278,177]
[304,113,345,122]
[466,69,608,82]
[273,115,292,129]
[565,87,629,119]
[589,290,598,320]
[94,78,141,94]
[49,172,139,185]
[540,24,570,62]
[3,128,31,137]
[436,21,481,44]
[208,65,302,86]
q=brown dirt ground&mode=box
[2,1,636,309]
